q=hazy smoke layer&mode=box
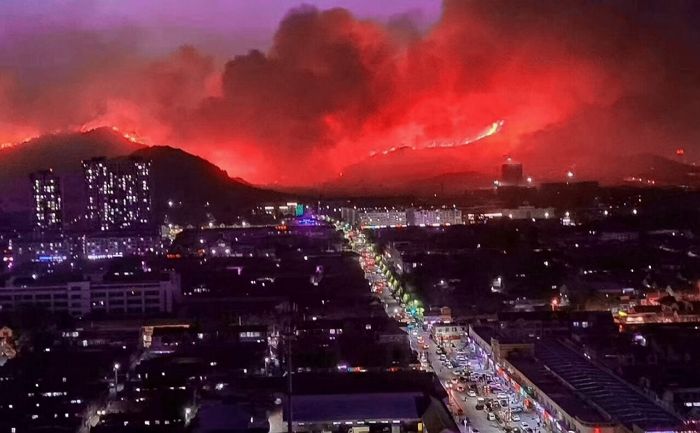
[1,0,699,184]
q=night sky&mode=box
[1,0,699,185]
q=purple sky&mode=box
[1,0,441,56]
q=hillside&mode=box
[0,129,288,226]
[0,128,144,216]
[130,146,287,224]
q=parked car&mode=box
[467,390,477,397]
[511,414,521,422]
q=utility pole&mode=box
[287,334,293,433]
[285,300,296,433]
[113,363,120,394]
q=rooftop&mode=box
[507,354,609,424]
[534,340,681,430]
[284,392,423,423]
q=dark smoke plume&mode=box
[1,1,700,185]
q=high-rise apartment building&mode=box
[30,169,63,232]
[82,157,152,231]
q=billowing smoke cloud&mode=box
[1,0,699,185]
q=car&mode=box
[472,429,479,433]
[457,385,465,392]
[511,414,521,422]
[451,377,459,384]
[475,404,484,411]
[467,390,477,397]
[521,422,529,429]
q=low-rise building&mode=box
[0,272,181,316]
[431,323,466,343]
[83,233,165,260]
[407,208,463,226]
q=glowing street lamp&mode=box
[113,363,120,391]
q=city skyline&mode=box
[1,3,700,433]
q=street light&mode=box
[113,363,120,391]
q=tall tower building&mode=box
[83,157,110,223]
[30,169,63,232]
[82,156,152,231]
[501,158,524,186]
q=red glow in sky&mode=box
[1,1,699,186]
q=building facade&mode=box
[82,157,152,231]
[501,160,524,186]
[0,273,180,316]
[341,208,464,229]
[82,234,164,260]
[30,169,63,232]
[407,208,463,226]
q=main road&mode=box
[329,217,545,433]
[333,219,501,433]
